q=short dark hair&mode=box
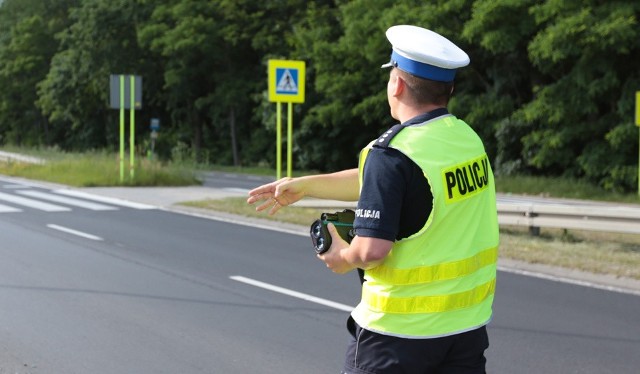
[397,69,453,107]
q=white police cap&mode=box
[381,25,470,82]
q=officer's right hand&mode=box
[247,177,307,215]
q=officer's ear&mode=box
[391,72,405,97]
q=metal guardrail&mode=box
[498,202,640,235]
[299,198,640,236]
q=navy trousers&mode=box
[343,317,489,374]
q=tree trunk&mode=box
[40,113,50,145]
[229,106,240,167]
[191,112,203,162]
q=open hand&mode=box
[246,177,306,215]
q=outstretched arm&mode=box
[247,169,359,215]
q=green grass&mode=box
[499,227,640,279]
[0,144,71,161]
[3,146,639,203]
[0,148,198,187]
[192,163,317,179]
[495,175,640,204]
[183,197,328,225]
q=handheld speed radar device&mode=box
[309,209,355,254]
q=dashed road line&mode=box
[230,275,354,312]
[47,224,104,241]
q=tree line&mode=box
[0,0,638,192]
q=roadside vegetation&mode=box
[0,1,639,195]
[0,147,198,187]
[494,176,640,204]
[2,145,640,203]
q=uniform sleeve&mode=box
[354,146,412,241]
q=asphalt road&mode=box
[0,176,639,373]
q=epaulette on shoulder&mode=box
[373,124,404,148]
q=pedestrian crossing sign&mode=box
[268,59,305,103]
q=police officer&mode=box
[247,25,499,374]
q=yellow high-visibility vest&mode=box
[352,114,499,338]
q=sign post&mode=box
[129,75,136,179]
[119,75,125,182]
[268,60,305,179]
[110,74,142,182]
[150,118,160,159]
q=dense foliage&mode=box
[0,0,638,191]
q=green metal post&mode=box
[287,102,293,178]
[119,75,125,183]
[130,75,135,179]
[276,102,282,180]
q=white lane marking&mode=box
[0,203,21,213]
[18,190,117,211]
[47,224,103,241]
[54,190,156,210]
[0,191,70,212]
[230,275,354,312]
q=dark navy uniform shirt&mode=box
[353,108,449,242]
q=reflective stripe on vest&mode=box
[362,278,496,314]
[367,246,497,285]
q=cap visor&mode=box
[381,61,394,69]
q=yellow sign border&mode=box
[268,59,305,103]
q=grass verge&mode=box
[0,150,198,187]
[495,175,640,204]
[499,227,640,279]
